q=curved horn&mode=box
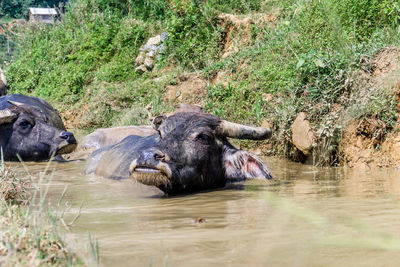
[217,120,272,140]
[7,100,24,107]
[0,109,16,124]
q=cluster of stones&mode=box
[135,32,167,73]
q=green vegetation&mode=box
[2,0,400,164]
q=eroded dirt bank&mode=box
[339,48,400,169]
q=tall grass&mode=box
[0,158,99,265]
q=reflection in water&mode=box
[8,158,400,266]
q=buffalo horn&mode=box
[217,120,272,140]
[0,109,16,124]
[7,100,24,107]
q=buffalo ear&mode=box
[0,109,17,125]
[223,149,272,181]
[152,115,166,131]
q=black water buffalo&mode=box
[0,94,77,161]
[0,68,6,96]
[86,110,272,195]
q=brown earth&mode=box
[60,104,89,129]
[340,48,400,169]
[211,13,278,86]
[164,73,208,106]
[218,13,254,59]
[218,13,278,59]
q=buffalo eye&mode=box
[196,133,213,143]
[18,120,33,129]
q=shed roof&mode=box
[28,8,58,15]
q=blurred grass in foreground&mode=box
[0,155,98,266]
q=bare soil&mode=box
[340,48,400,168]
[164,72,208,106]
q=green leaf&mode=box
[296,58,305,69]
[313,58,325,68]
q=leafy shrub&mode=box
[165,0,222,69]
[78,0,169,19]
[206,0,261,14]
[336,0,400,41]
[7,1,150,102]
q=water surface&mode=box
[17,158,400,266]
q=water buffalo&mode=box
[0,94,77,161]
[86,110,272,195]
[78,126,157,152]
[76,104,202,155]
[0,68,6,96]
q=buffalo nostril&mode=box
[154,151,165,161]
[60,131,77,144]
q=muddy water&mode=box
[18,158,400,266]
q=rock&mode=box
[157,43,166,54]
[144,57,154,70]
[135,65,147,73]
[147,50,156,58]
[135,51,145,66]
[147,35,162,46]
[136,33,168,75]
[291,112,315,155]
[160,32,168,42]
[141,44,157,52]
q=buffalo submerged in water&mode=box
[0,94,77,161]
[86,110,273,195]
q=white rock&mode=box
[135,51,146,65]
[135,65,147,73]
[146,35,161,46]
[144,57,154,70]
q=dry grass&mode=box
[0,159,84,266]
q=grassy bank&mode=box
[0,160,85,265]
[3,0,400,165]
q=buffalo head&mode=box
[0,99,77,161]
[129,112,272,194]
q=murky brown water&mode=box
[15,158,400,266]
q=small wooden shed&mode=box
[28,8,58,23]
